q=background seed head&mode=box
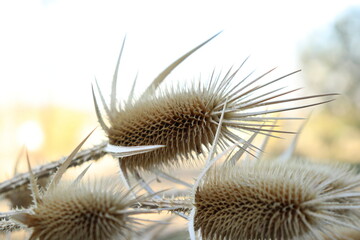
[194,159,360,240]
[4,177,48,209]
[13,179,139,240]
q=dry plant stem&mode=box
[8,132,168,240]
[0,196,192,234]
[0,220,23,232]
[0,210,28,220]
[0,141,107,195]
[152,169,192,188]
[137,199,193,212]
[130,169,189,219]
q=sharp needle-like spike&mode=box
[207,98,228,164]
[111,36,126,113]
[141,32,222,98]
[94,78,111,118]
[118,162,137,199]
[278,117,309,163]
[224,99,335,117]
[153,169,192,188]
[133,170,160,199]
[71,163,92,186]
[47,128,95,192]
[226,132,258,165]
[91,85,109,131]
[25,149,40,205]
[105,144,165,157]
[255,126,274,160]
[196,144,237,191]
[13,145,25,176]
[126,72,138,106]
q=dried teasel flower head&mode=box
[93,32,337,172]
[12,179,152,240]
[194,158,360,240]
[11,130,158,240]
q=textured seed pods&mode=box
[94,34,336,172]
[10,130,157,240]
[194,159,360,240]
[12,180,148,240]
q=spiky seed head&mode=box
[108,90,218,171]
[12,179,147,240]
[10,131,157,240]
[94,35,336,172]
[194,159,360,240]
[4,177,48,208]
[99,70,335,173]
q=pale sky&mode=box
[0,0,359,110]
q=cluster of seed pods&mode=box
[4,34,360,240]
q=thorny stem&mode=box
[0,220,23,233]
[134,198,193,212]
[0,197,193,233]
[0,142,107,196]
[0,210,28,220]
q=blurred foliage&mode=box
[300,7,360,119]
[296,6,360,163]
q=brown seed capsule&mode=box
[10,130,156,240]
[93,34,336,172]
[12,180,149,240]
[194,160,360,240]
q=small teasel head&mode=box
[93,33,337,172]
[11,130,156,240]
[12,179,151,240]
[194,159,360,240]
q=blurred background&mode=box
[1,0,360,238]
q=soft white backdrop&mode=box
[1,0,358,109]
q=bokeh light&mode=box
[16,121,44,151]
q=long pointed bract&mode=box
[111,37,126,113]
[25,150,40,206]
[47,128,95,192]
[141,32,222,98]
[92,85,109,131]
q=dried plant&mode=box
[8,131,160,240]
[93,33,335,174]
[12,180,154,240]
[0,141,107,196]
[193,158,360,240]
[1,33,352,240]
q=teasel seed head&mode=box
[93,33,337,172]
[11,130,157,240]
[194,159,360,240]
[13,179,151,240]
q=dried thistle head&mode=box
[11,130,157,240]
[13,179,147,240]
[194,159,360,240]
[93,33,336,172]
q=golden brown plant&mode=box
[8,130,160,240]
[93,33,336,172]
[193,159,360,240]
[0,141,107,196]
[12,180,151,240]
[0,33,344,240]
